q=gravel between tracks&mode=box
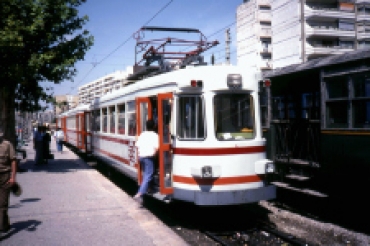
[260,201,370,246]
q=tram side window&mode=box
[118,104,125,135]
[324,73,370,129]
[214,94,255,140]
[102,108,108,133]
[93,110,101,132]
[109,106,115,134]
[177,96,205,140]
[325,76,349,128]
[127,101,136,136]
[352,75,370,128]
[85,113,90,132]
[67,116,76,129]
[259,86,268,127]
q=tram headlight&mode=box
[265,162,275,173]
[202,166,212,178]
[227,74,242,89]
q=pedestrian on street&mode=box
[54,128,64,153]
[43,126,51,164]
[0,130,17,233]
[133,119,159,204]
[33,125,45,165]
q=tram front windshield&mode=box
[214,94,255,140]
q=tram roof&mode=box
[59,104,91,116]
[263,48,370,79]
[94,65,260,106]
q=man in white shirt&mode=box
[54,128,64,153]
[134,120,159,204]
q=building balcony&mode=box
[257,11,271,22]
[356,0,370,4]
[306,44,354,56]
[258,0,270,7]
[259,59,273,69]
[357,31,370,39]
[357,13,370,22]
[305,25,355,38]
[259,27,272,38]
[305,4,355,20]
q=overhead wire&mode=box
[66,0,174,95]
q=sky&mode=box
[51,0,243,97]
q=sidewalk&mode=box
[1,140,188,246]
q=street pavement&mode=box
[1,139,188,246]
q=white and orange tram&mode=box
[58,64,276,206]
[58,26,276,205]
[57,103,92,154]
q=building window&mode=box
[358,41,370,49]
[338,20,354,31]
[324,72,370,129]
[357,5,370,14]
[259,6,270,11]
[339,40,354,48]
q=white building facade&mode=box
[271,0,370,68]
[236,0,273,74]
[78,67,134,105]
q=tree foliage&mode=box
[0,0,93,142]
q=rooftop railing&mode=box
[308,5,355,13]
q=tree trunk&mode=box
[0,86,16,146]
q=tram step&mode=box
[285,174,310,181]
[272,181,328,198]
[149,191,172,203]
[276,158,320,168]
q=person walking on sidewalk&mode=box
[133,120,159,204]
[0,130,17,233]
[54,128,64,153]
[43,126,51,164]
[33,125,45,165]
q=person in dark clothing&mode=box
[33,125,45,165]
[43,126,51,164]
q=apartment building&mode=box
[357,0,370,49]
[54,94,79,115]
[78,67,134,105]
[272,0,370,68]
[236,0,273,74]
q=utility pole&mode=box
[225,28,231,65]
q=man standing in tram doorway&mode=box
[0,130,17,234]
[134,119,159,204]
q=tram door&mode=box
[77,113,82,149]
[83,111,92,153]
[136,97,152,184]
[157,93,173,194]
